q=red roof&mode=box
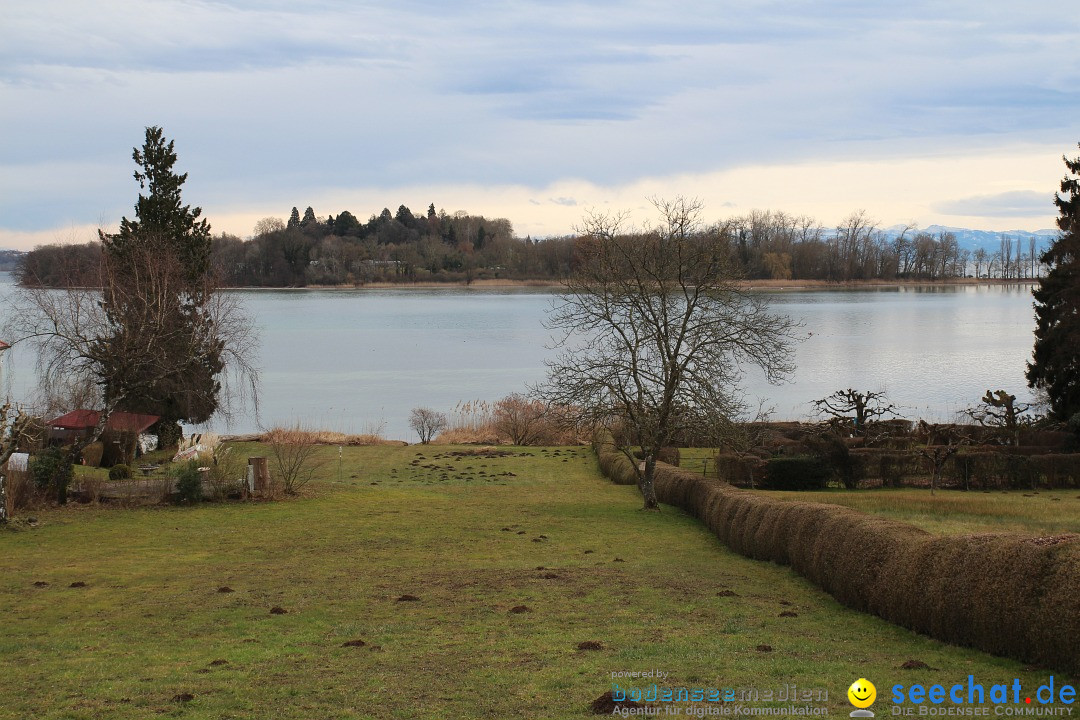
[49,410,160,433]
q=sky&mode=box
[1,1,1079,250]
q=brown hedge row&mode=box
[593,433,1080,673]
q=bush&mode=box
[265,425,327,494]
[714,453,764,487]
[762,457,830,490]
[173,461,203,504]
[108,464,132,481]
[81,442,104,468]
[657,446,681,467]
[29,447,74,504]
[878,452,909,487]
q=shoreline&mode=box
[225,277,1039,291]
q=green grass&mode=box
[679,447,1080,536]
[750,487,1080,536]
[1,444,1074,719]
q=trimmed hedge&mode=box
[593,432,1080,674]
[762,457,829,490]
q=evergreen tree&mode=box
[98,127,225,443]
[1027,144,1080,425]
[300,206,317,227]
[287,207,300,229]
[100,126,212,289]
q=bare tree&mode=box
[265,425,327,494]
[493,394,549,445]
[409,407,448,444]
[915,421,971,495]
[538,197,799,509]
[812,388,898,438]
[964,389,1032,447]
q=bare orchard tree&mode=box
[538,197,799,509]
[812,388,898,437]
[963,389,1032,447]
[409,407,448,444]
[2,237,259,486]
[915,421,971,496]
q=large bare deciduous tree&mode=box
[538,197,799,509]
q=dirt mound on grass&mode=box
[591,691,644,714]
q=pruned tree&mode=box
[812,388,898,437]
[963,389,1032,447]
[409,407,448,444]
[538,197,799,509]
[493,394,549,446]
[915,420,972,495]
[1027,144,1080,427]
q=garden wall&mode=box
[593,433,1080,674]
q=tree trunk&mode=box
[640,453,659,510]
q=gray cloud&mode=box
[1,1,1078,235]
[934,191,1054,218]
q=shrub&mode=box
[762,457,830,490]
[29,447,74,504]
[81,442,104,468]
[492,394,549,445]
[108,464,132,481]
[657,446,681,467]
[205,445,247,500]
[714,453,764,487]
[173,461,203,504]
[878,452,908,487]
[265,424,327,494]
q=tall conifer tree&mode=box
[1027,145,1080,425]
[98,127,224,445]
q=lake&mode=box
[0,273,1039,441]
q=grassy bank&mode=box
[1,445,1072,719]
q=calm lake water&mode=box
[0,273,1039,441]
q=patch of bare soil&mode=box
[591,691,644,715]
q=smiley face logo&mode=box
[848,679,876,709]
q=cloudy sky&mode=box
[2,1,1078,250]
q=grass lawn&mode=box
[679,447,1080,536]
[1,444,1075,719]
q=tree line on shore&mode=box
[15,205,1048,288]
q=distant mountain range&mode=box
[879,225,1059,253]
